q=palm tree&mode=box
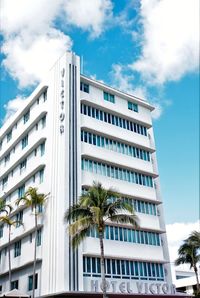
[175,239,200,294]
[65,182,139,298]
[16,187,48,298]
[0,198,13,215]
[0,215,22,290]
[188,231,200,248]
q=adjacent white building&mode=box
[0,52,173,296]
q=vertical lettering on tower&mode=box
[60,68,65,134]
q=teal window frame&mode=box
[23,110,30,124]
[0,225,3,238]
[7,130,12,142]
[81,104,147,136]
[37,229,42,246]
[80,82,89,93]
[103,91,115,103]
[41,115,46,128]
[128,101,138,112]
[16,211,23,228]
[39,169,44,183]
[40,142,45,156]
[18,185,25,199]
[28,274,38,291]
[21,135,28,149]
[14,240,21,257]
[11,280,19,290]
[83,257,164,281]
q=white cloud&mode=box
[0,0,113,88]
[3,96,28,123]
[0,0,62,36]
[151,103,163,120]
[2,29,72,88]
[111,64,147,100]
[110,63,168,119]
[63,0,113,38]
[166,221,200,266]
[131,0,199,84]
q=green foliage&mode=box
[0,198,13,215]
[0,215,22,228]
[188,231,200,249]
[65,181,139,247]
[15,187,48,213]
[175,230,200,294]
[175,241,200,269]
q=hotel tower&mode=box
[0,52,173,296]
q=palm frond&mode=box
[64,181,140,250]
[175,238,200,270]
[64,205,91,222]
[0,198,13,214]
[108,213,139,227]
[90,206,101,225]
[15,187,48,212]
[71,226,91,248]
[68,216,93,236]
[16,196,32,207]
[0,215,20,227]
[188,231,200,248]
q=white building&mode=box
[0,52,173,296]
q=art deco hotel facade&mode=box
[0,52,173,296]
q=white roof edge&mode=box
[80,74,155,111]
[0,83,48,139]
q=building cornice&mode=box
[81,75,154,112]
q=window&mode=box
[37,204,43,213]
[80,82,89,93]
[83,257,164,281]
[82,158,153,188]
[0,225,3,238]
[4,153,10,165]
[39,169,44,183]
[23,110,30,124]
[20,159,27,173]
[11,280,18,290]
[18,185,25,199]
[0,285,2,292]
[2,176,8,190]
[7,130,12,142]
[128,101,138,112]
[41,115,46,128]
[81,130,151,162]
[16,211,23,227]
[28,274,38,291]
[81,104,147,136]
[40,142,45,156]
[14,240,21,257]
[43,90,47,101]
[37,229,42,246]
[103,91,115,103]
[22,135,28,149]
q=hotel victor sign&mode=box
[91,280,176,295]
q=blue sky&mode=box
[0,0,199,230]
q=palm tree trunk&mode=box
[8,225,11,290]
[194,265,200,293]
[99,231,107,298]
[32,212,37,298]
